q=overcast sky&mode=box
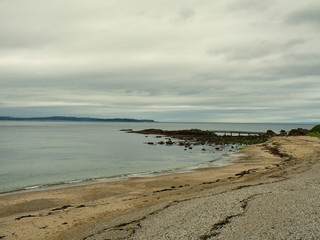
[0,0,319,122]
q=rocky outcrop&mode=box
[266,130,277,137]
[279,130,287,136]
[132,129,270,145]
[288,128,308,136]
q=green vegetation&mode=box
[309,125,320,133]
[308,125,320,138]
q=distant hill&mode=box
[0,116,155,123]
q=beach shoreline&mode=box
[0,149,236,197]
[0,136,319,239]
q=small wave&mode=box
[24,185,40,190]
[66,180,83,184]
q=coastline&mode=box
[0,150,235,197]
[0,136,319,239]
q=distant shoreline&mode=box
[0,116,155,123]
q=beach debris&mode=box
[235,168,258,177]
[120,129,132,132]
[15,215,37,221]
[201,181,215,185]
[235,170,250,177]
[51,205,72,211]
[153,188,176,193]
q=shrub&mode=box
[309,125,320,138]
[309,125,320,133]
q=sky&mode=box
[0,0,319,122]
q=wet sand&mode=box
[0,136,319,239]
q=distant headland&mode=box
[0,116,155,123]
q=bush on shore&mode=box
[308,125,320,138]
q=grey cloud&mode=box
[286,5,320,28]
[207,39,305,61]
[263,63,320,80]
[283,39,306,48]
[208,41,275,60]
[177,8,195,20]
[171,8,195,24]
[228,0,273,12]
[282,53,320,63]
[0,0,319,122]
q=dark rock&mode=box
[166,140,174,145]
[266,130,277,137]
[279,130,287,136]
[156,136,162,138]
[185,142,191,147]
[131,128,271,146]
[147,142,154,145]
[288,128,308,136]
[202,148,206,151]
[158,141,165,145]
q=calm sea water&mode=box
[0,121,315,193]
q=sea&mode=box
[0,121,316,194]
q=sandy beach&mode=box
[0,136,319,239]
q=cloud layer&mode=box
[0,0,319,122]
